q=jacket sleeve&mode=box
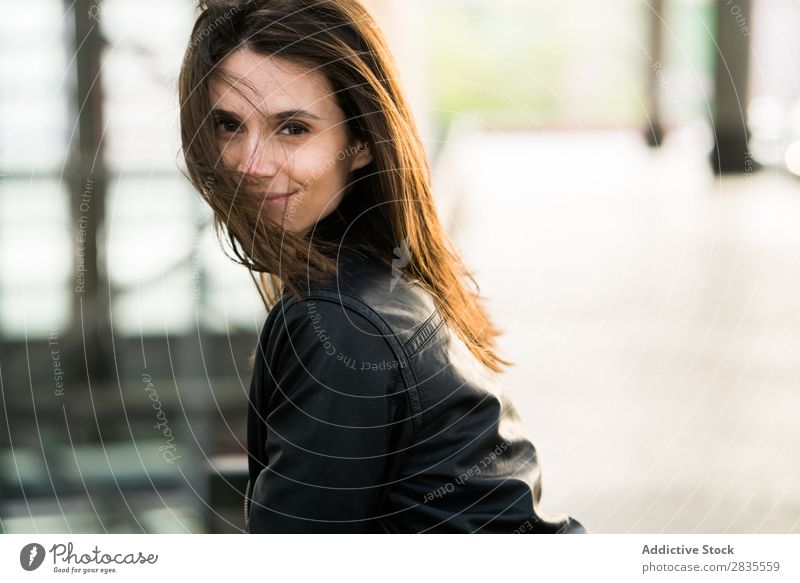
[246,298,404,533]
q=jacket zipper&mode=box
[243,477,251,529]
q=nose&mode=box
[235,136,287,178]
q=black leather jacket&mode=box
[244,248,586,533]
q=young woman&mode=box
[179,0,585,533]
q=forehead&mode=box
[209,48,338,118]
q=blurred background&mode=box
[1,0,799,533]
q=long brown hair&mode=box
[178,0,513,373]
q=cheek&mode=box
[297,138,353,189]
[217,138,243,169]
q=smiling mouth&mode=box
[263,191,298,206]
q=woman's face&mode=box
[208,47,373,235]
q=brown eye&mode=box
[215,116,241,134]
[281,122,309,136]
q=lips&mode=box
[263,191,298,206]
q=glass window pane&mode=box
[0,0,70,172]
[100,0,196,172]
[0,180,71,337]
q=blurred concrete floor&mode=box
[442,128,800,533]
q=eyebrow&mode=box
[211,107,323,122]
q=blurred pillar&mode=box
[68,0,111,382]
[645,0,665,147]
[710,0,753,174]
